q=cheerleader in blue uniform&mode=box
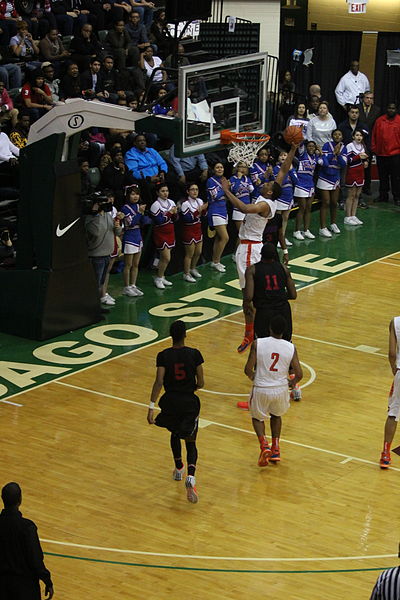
[249,146,273,198]
[316,129,347,237]
[121,185,147,297]
[293,140,323,240]
[207,162,229,272]
[273,150,298,246]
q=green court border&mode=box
[44,551,396,574]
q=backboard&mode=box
[178,52,267,155]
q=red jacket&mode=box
[0,88,13,111]
[0,0,18,19]
[371,114,400,156]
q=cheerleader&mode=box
[293,140,323,240]
[120,185,147,297]
[249,146,273,198]
[150,184,178,289]
[230,162,254,254]
[317,129,347,237]
[181,183,208,282]
[344,129,369,226]
[273,150,298,246]
[207,162,229,272]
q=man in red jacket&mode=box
[371,102,400,205]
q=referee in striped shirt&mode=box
[370,565,400,599]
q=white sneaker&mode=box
[352,216,363,225]
[285,238,293,247]
[344,216,355,225]
[185,475,198,503]
[303,230,315,239]
[330,223,341,234]
[319,227,332,238]
[211,262,225,272]
[293,230,304,241]
[100,295,115,305]
[183,273,196,283]
[130,285,143,296]
[123,286,139,297]
[173,465,185,481]
[190,268,202,279]
[162,277,173,286]
[103,292,115,303]
[154,277,165,289]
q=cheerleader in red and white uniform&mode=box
[344,129,369,226]
[150,184,178,289]
[181,182,208,283]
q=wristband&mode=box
[283,249,288,255]
[149,402,155,409]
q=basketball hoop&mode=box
[220,129,270,167]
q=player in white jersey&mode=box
[221,142,298,353]
[244,314,302,466]
[379,317,400,468]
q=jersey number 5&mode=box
[269,352,280,371]
[174,363,186,380]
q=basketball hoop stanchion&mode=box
[220,129,270,167]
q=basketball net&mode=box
[220,130,270,167]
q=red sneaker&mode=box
[380,451,391,469]
[237,334,254,353]
[237,401,249,410]
[258,445,271,467]
[269,447,280,462]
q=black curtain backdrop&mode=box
[279,31,363,123]
[374,33,400,112]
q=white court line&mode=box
[39,536,397,562]
[54,379,400,472]
[202,361,316,396]
[378,261,400,268]
[5,248,400,403]
[340,457,353,464]
[0,399,23,407]
[222,318,387,357]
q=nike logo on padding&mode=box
[56,218,80,237]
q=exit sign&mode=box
[348,2,367,12]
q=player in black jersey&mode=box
[147,320,204,503]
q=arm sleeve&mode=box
[338,147,347,167]
[150,202,168,225]
[9,139,19,157]
[335,77,345,106]
[196,153,208,171]
[124,150,141,179]
[25,522,53,587]
[194,349,204,365]
[156,350,165,367]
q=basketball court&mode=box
[1,203,400,599]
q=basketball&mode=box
[283,125,304,145]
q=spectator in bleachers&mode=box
[371,102,400,206]
[79,156,91,193]
[309,83,321,100]
[102,147,134,204]
[163,43,190,70]
[30,0,58,38]
[39,28,70,67]
[168,143,208,195]
[130,0,154,31]
[140,45,165,91]
[286,101,309,136]
[0,80,18,128]
[357,91,380,196]
[307,95,320,119]
[0,0,18,45]
[306,101,336,148]
[10,112,30,148]
[152,88,174,115]
[21,69,53,122]
[42,61,60,101]
[49,0,76,36]
[81,56,108,100]
[70,23,103,71]
[125,10,150,51]
[124,133,167,205]
[105,19,137,70]
[338,105,368,146]
[9,21,41,71]
[0,63,22,90]
[149,9,172,59]
[59,62,82,100]
[335,60,370,111]
[101,55,125,103]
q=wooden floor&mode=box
[2,254,400,599]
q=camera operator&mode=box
[84,193,122,306]
[0,227,15,269]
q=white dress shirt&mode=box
[0,131,20,163]
[335,70,370,106]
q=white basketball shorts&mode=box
[235,241,263,289]
[249,385,290,420]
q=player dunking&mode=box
[244,315,302,466]
[379,317,400,468]
[220,143,298,353]
[147,320,204,503]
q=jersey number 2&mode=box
[174,363,186,380]
[269,353,280,371]
[265,274,279,291]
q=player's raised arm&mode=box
[389,319,398,376]
[274,143,298,187]
[147,366,165,424]
[220,177,271,216]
